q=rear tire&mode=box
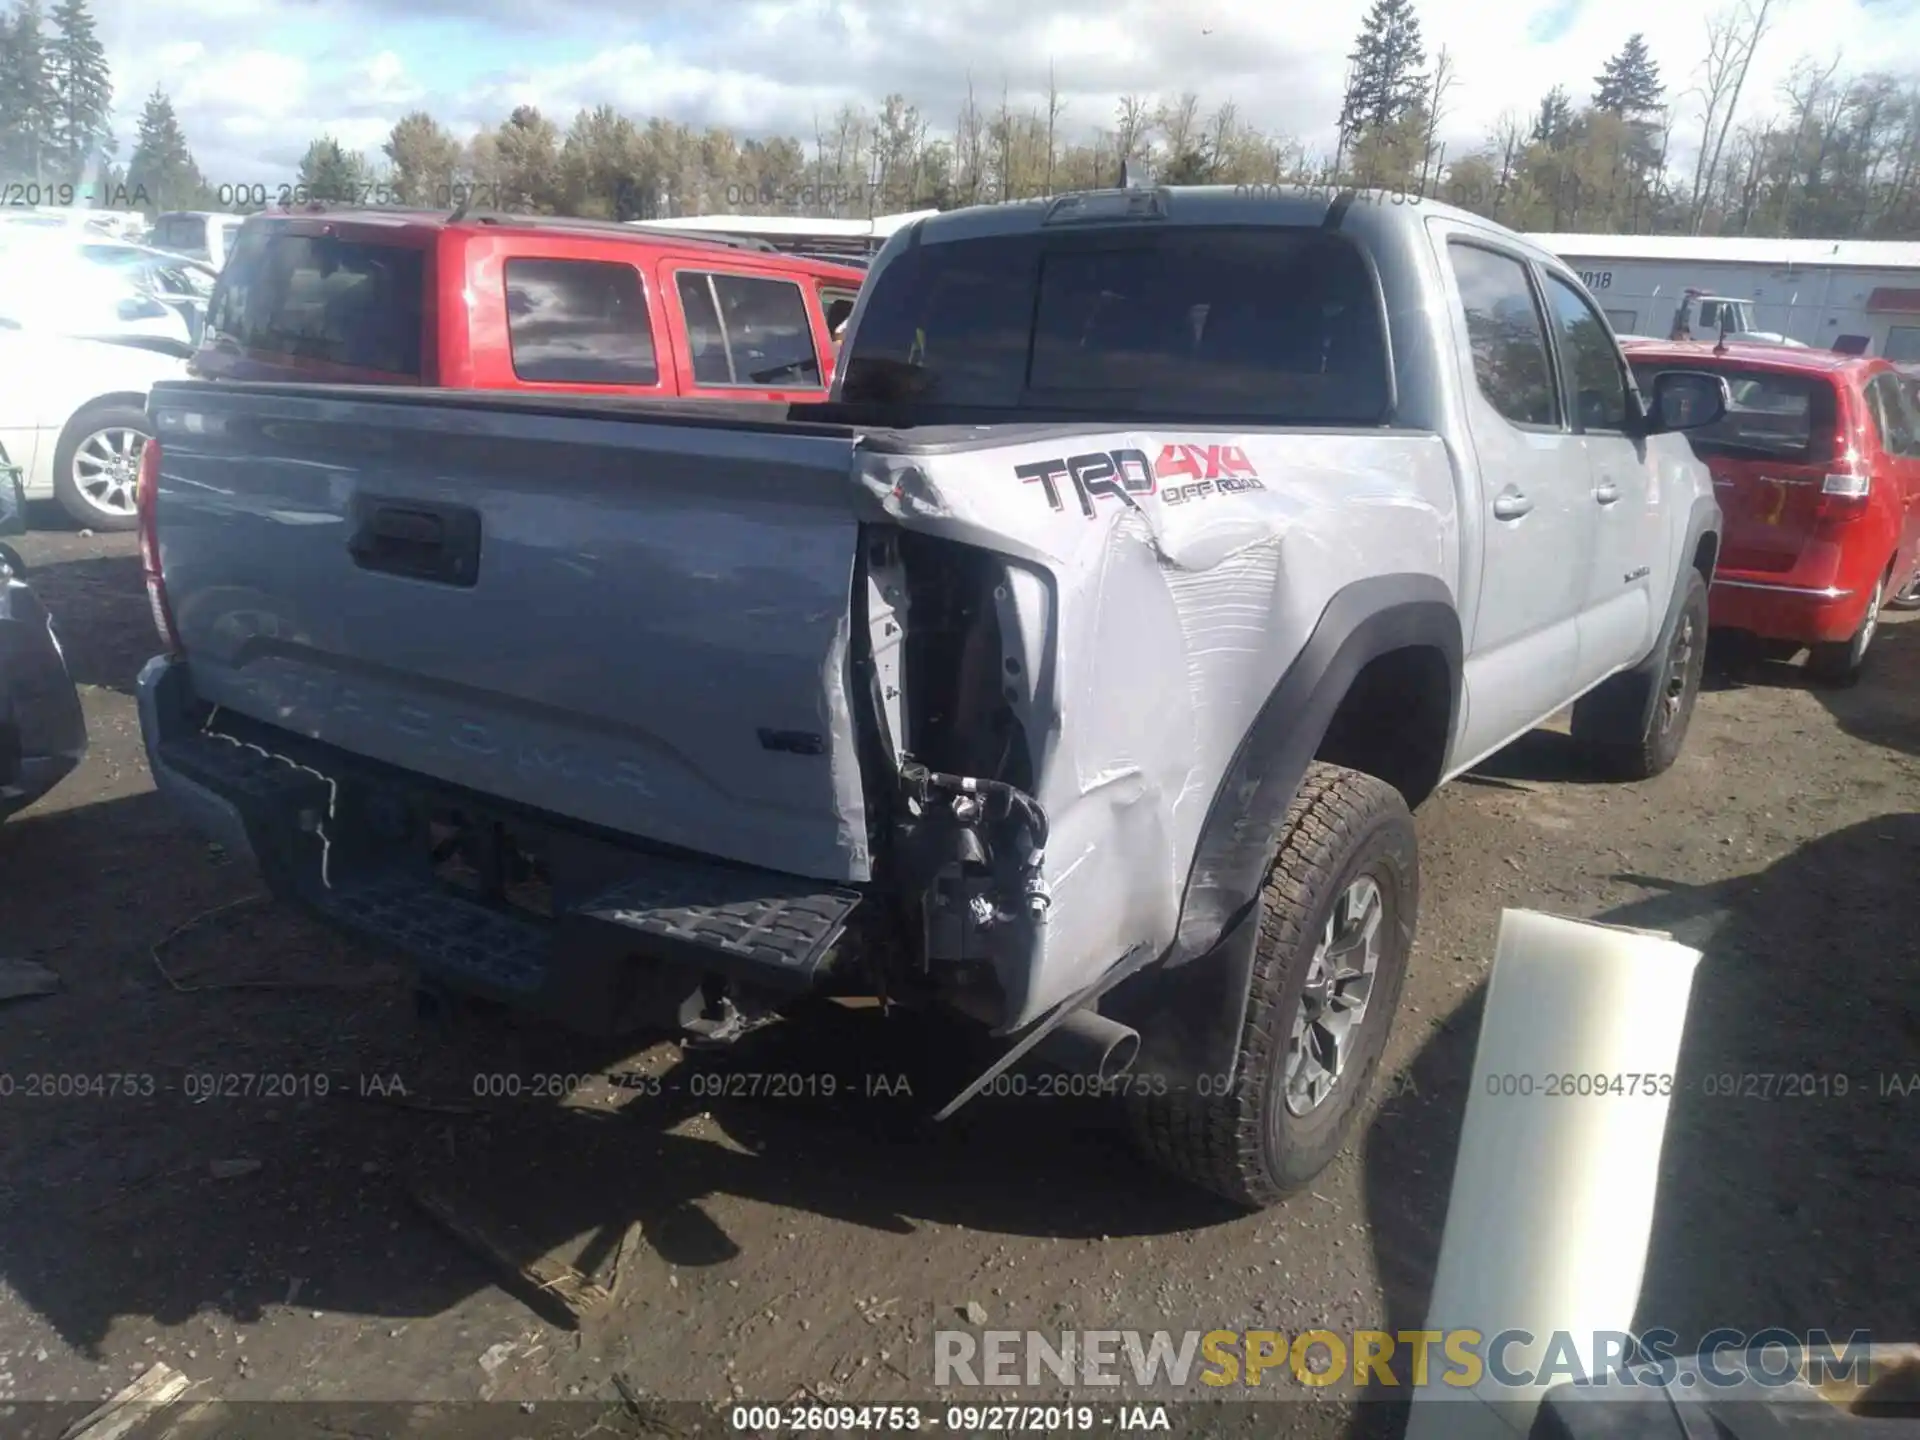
[1805,572,1885,687]
[53,404,150,533]
[1125,763,1417,1209]
[1574,569,1708,781]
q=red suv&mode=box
[1624,340,1920,683]
[189,209,866,403]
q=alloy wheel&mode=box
[1282,875,1384,1117]
[72,426,148,519]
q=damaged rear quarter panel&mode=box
[857,427,1460,1028]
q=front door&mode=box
[1438,233,1596,763]
[1540,269,1669,682]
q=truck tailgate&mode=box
[149,385,874,883]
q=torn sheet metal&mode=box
[856,428,1459,1025]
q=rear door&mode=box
[660,263,834,403]
[1438,233,1593,759]
[1863,371,1920,593]
[1539,269,1667,678]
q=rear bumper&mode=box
[0,569,87,821]
[137,654,869,1033]
[1708,572,1868,644]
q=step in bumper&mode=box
[139,656,865,1022]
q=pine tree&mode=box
[0,0,59,186]
[297,135,369,203]
[1531,86,1575,147]
[125,88,206,210]
[1592,33,1664,117]
[47,0,111,186]
[1338,0,1428,147]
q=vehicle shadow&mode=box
[0,788,1245,1364]
[1461,727,1607,788]
[14,551,150,695]
[1704,613,1920,759]
[1353,811,1920,1437]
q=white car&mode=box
[0,317,185,530]
[0,233,196,350]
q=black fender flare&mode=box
[1106,572,1462,1087]
[1571,494,1722,743]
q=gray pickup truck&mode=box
[135,187,1727,1208]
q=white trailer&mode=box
[1525,232,1920,359]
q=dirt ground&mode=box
[1,523,1916,1440]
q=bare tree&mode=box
[1156,91,1204,161]
[1489,109,1528,219]
[1205,99,1241,180]
[1044,61,1065,195]
[1115,93,1153,168]
[1770,54,1844,229]
[955,73,987,204]
[1419,45,1458,191]
[1690,0,1781,232]
[994,78,1013,200]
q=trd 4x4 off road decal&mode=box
[1015,443,1264,516]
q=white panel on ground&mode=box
[1403,908,1704,1440]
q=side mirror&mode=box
[1645,370,1730,433]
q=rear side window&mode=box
[674,271,821,388]
[821,285,858,336]
[504,258,658,385]
[1866,372,1920,457]
[839,226,1392,424]
[208,228,424,376]
[1628,363,1837,463]
[1543,273,1630,431]
[1447,242,1556,428]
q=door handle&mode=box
[1594,482,1621,505]
[1492,490,1533,520]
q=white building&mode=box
[1526,232,1920,360]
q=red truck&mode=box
[188,209,866,404]
[1624,339,1920,682]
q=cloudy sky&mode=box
[96,0,1920,190]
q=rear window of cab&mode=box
[839,226,1392,425]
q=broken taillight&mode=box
[137,438,182,653]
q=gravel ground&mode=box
[1,524,1916,1439]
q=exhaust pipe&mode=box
[1032,1009,1140,1085]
